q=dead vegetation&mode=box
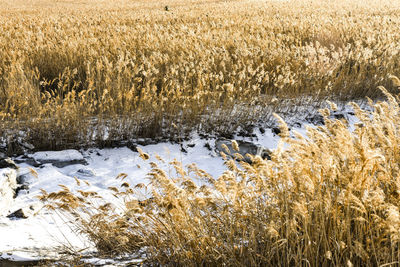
[1,0,400,152]
[40,83,400,266]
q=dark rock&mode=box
[187,143,195,148]
[220,133,234,139]
[272,127,281,135]
[135,138,157,146]
[261,150,272,160]
[215,138,271,163]
[199,133,209,139]
[14,184,29,198]
[16,172,35,187]
[127,141,138,152]
[0,159,18,170]
[7,208,28,219]
[237,124,256,138]
[244,124,255,132]
[13,157,41,167]
[204,142,212,151]
[137,138,146,145]
[237,130,257,138]
[7,205,36,219]
[98,139,122,149]
[16,174,26,185]
[4,140,25,156]
[259,127,266,134]
[52,160,87,168]
[180,145,188,153]
[306,114,325,125]
[333,113,345,120]
[76,168,95,177]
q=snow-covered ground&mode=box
[0,105,360,264]
[0,135,276,262]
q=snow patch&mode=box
[0,169,18,216]
[31,149,84,162]
[29,149,86,167]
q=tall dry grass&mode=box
[41,82,400,266]
[1,0,400,152]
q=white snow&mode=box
[31,149,84,162]
[0,169,18,217]
[0,140,232,262]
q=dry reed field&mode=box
[1,0,400,152]
[43,83,400,266]
[3,0,400,265]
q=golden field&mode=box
[4,0,400,265]
[1,0,400,151]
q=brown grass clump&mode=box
[41,85,400,266]
[1,0,400,152]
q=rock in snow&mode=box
[7,205,37,219]
[0,169,18,216]
[0,158,19,170]
[76,168,96,177]
[215,138,271,163]
[29,149,87,168]
[7,208,29,219]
